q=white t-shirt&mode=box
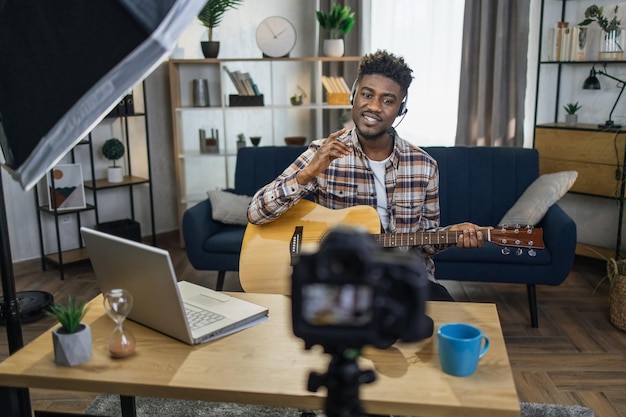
[368,156,391,231]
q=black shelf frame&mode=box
[534,0,626,259]
[35,83,156,279]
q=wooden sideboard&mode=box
[534,123,626,259]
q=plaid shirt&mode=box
[247,129,443,279]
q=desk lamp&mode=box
[583,65,626,129]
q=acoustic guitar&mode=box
[239,200,544,295]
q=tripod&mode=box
[307,347,376,417]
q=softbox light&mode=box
[0,0,206,190]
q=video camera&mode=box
[291,226,433,351]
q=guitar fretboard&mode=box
[375,230,462,248]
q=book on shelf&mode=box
[223,66,260,96]
[321,76,350,93]
[551,22,589,62]
[321,76,350,105]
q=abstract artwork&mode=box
[47,164,86,211]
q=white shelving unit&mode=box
[168,56,360,233]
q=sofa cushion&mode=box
[207,189,251,226]
[498,171,577,226]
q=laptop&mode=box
[80,227,269,345]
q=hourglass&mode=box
[103,289,136,358]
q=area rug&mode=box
[85,394,595,417]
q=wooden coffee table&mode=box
[0,293,519,417]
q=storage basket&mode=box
[607,258,626,331]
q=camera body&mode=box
[292,227,433,350]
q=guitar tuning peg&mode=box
[528,249,536,257]
[516,248,523,256]
[501,247,510,255]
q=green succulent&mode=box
[316,4,356,39]
[46,296,88,334]
[102,138,125,167]
[198,0,244,42]
[563,102,582,115]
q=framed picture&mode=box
[47,164,86,211]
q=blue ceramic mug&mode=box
[438,323,490,377]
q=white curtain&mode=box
[367,0,465,147]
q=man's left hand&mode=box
[447,223,487,249]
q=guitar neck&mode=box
[374,229,490,248]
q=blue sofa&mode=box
[183,145,577,327]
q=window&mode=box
[368,0,465,146]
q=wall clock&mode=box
[256,16,297,58]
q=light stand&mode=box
[583,65,626,130]
[0,167,32,417]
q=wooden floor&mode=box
[2,231,626,416]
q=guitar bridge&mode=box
[290,226,303,266]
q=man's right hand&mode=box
[296,128,351,185]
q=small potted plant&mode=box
[197,0,243,58]
[563,102,582,126]
[102,138,125,183]
[236,133,246,150]
[316,3,356,57]
[47,296,91,366]
[290,85,307,106]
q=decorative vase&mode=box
[250,136,261,146]
[201,41,220,58]
[107,166,123,183]
[192,79,210,107]
[323,39,345,57]
[52,323,92,366]
[599,29,625,61]
[565,114,578,126]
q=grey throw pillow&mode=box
[207,189,252,226]
[498,171,578,226]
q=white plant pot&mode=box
[52,324,92,366]
[323,39,345,57]
[107,166,123,183]
[565,114,578,126]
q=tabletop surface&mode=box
[0,292,520,417]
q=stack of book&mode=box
[548,22,589,61]
[322,76,351,105]
[223,66,263,106]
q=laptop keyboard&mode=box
[184,304,226,330]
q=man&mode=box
[247,50,484,301]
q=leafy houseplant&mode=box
[579,5,621,33]
[47,296,92,366]
[316,4,356,57]
[579,5,623,59]
[102,138,125,183]
[197,0,243,58]
[316,4,356,39]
